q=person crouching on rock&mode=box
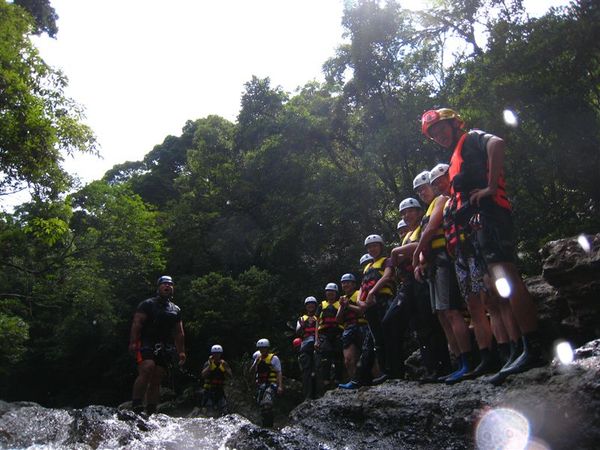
[296,296,319,399]
[252,338,283,427]
[200,344,232,416]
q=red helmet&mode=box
[292,337,302,349]
[421,108,464,138]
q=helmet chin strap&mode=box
[450,123,464,148]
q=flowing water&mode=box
[0,402,259,450]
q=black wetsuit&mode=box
[135,296,182,367]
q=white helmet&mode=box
[359,253,373,265]
[399,197,421,213]
[211,344,223,353]
[364,234,384,246]
[325,282,339,292]
[340,273,356,283]
[397,219,408,230]
[256,338,270,348]
[429,163,450,183]
[413,170,431,189]
[304,296,318,305]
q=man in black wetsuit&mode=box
[128,275,186,415]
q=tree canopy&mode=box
[1,0,598,405]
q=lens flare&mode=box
[476,408,530,450]
[577,234,591,253]
[555,341,574,365]
[503,109,519,127]
[495,277,512,298]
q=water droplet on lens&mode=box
[503,109,519,127]
[495,277,512,298]
[577,234,591,253]
[555,341,574,364]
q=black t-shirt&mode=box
[136,296,182,344]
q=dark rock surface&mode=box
[226,339,600,450]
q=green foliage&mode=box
[14,0,59,37]
[182,268,282,352]
[0,0,95,198]
[0,313,29,372]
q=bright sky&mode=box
[28,0,569,188]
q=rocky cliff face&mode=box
[529,233,600,348]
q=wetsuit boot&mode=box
[338,380,361,389]
[444,351,472,384]
[489,332,544,386]
[497,342,511,366]
[131,399,144,415]
[463,347,499,379]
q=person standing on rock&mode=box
[251,338,283,427]
[315,283,345,393]
[411,164,475,382]
[296,296,319,399]
[421,108,544,384]
[200,344,232,416]
[128,275,186,415]
[339,234,395,389]
[336,273,368,381]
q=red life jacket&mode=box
[299,314,317,339]
[339,291,367,328]
[318,301,343,332]
[449,131,511,211]
[360,256,393,301]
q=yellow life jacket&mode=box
[299,314,318,338]
[360,256,393,299]
[256,353,278,384]
[340,290,367,328]
[421,196,447,250]
[203,359,226,389]
[318,300,343,331]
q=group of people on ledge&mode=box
[294,108,544,397]
[126,108,545,427]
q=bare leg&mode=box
[437,311,460,356]
[483,291,509,344]
[343,345,359,379]
[466,293,492,350]
[132,360,156,404]
[446,310,472,354]
[146,365,166,407]
[488,263,537,334]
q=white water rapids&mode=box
[0,403,256,450]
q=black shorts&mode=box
[136,342,177,368]
[341,324,367,349]
[474,205,516,264]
